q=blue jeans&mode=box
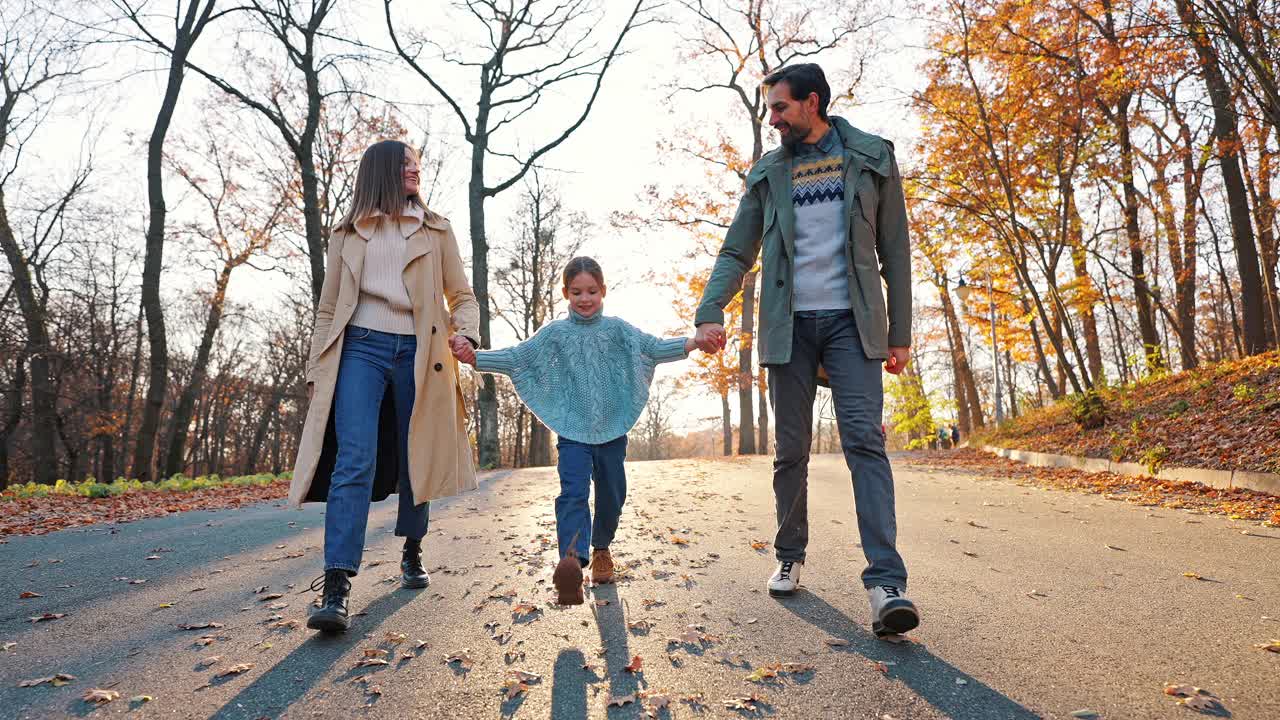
[325,326,429,575]
[768,309,908,590]
[555,435,628,566]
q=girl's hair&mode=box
[336,140,424,232]
[562,256,604,289]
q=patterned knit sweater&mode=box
[475,309,689,444]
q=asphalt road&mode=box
[1,453,1277,719]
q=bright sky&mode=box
[33,0,936,436]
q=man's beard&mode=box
[776,121,808,148]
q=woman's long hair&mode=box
[336,140,424,233]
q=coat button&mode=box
[434,363,443,371]
[776,279,785,287]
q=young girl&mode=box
[452,257,696,604]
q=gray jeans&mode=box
[768,309,908,590]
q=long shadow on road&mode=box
[205,588,417,720]
[779,591,1042,720]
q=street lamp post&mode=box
[955,276,1004,425]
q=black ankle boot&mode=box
[305,569,351,632]
[401,538,430,589]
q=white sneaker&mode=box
[868,585,920,636]
[767,561,801,597]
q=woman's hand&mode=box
[449,335,477,365]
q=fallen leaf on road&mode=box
[624,655,643,673]
[197,656,221,669]
[1070,711,1099,719]
[178,622,224,630]
[355,658,390,668]
[745,664,779,682]
[870,660,889,673]
[128,695,153,704]
[1253,639,1280,653]
[2,642,15,652]
[215,663,253,677]
[512,602,540,618]
[750,540,769,550]
[28,613,65,623]
[508,669,541,683]
[824,637,850,647]
[1183,572,1205,580]
[445,651,474,670]
[18,673,76,688]
[129,579,147,585]
[724,693,768,711]
[257,593,284,602]
[82,688,120,705]
[253,586,268,594]
[670,535,689,545]
[955,678,969,685]
[384,632,406,645]
[608,693,636,707]
[1105,545,1126,551]
[145,555,161,560]
[19,591,41,599]
[158,603,174,609]
[963,551,979,558]
[499,679,528,700]
[641,599,666,610]
[628,619,655,632]
[967,520,988,528]
[1026,590,1049,599]
[195,635,217,646]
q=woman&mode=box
[289,139,480,633]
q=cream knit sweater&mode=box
[348,204,422,335]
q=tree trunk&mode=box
[0,357,25,490]
[757,372,768,455]
[1062,175,1104,383]
[469,134,500,468]
[132,20,205,482]
[244,379,284,474]
[1112,94,1164,372]
[738,271,756,454]
[528,418,551,467]
[721,391,731,456]
[0,191,58,484]
[163,266,233,477]
[1243,130,1280,345]
[1178,0,1268,354]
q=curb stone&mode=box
[980,446,1279,497]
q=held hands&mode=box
[450,335,477,366]
[694,323,727,354]
[884,346,910,375]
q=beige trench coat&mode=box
[289,207,480,508]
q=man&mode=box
[692,63,919,637]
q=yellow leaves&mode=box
[624,655,643,673]
[18,591,40,599]
[750,540,770,551]
[1254,639,1280,653]
[81,688,120,705]
[669,535,690,545]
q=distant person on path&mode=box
[291,140,481,633]
[454,257,697,605]
[951,424,960,448]
[692,63,920,637]
[938,426,950,450]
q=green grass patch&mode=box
[2,472,290,501]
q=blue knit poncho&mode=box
[474,309,689,444]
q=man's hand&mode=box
[450,335,477,366]
[884,346,910,375]
[694,323,727,353]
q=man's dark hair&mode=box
[763,63,831,120]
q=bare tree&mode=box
[113,0,226,481]
[384,0,656,468]
[159,115,289,477]
[127,0,351,308]
[0,2,95,483]
[630,376,680,460]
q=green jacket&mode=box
[695,116,912,364]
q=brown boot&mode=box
[590,548,615,584]
[553,554,585,605]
